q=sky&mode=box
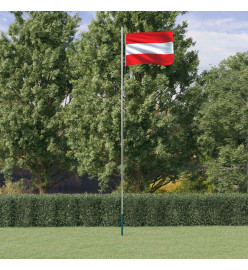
[1,10,248,73]
[177,11,248,72]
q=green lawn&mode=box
[0,226,248,259]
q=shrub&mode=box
[0,180,28,194]
[78,194,103,226]
[1,193,248,227]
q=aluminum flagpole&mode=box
[121,26,124,236]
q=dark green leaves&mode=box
[0,12,80,192]
[196,52,248,192]
[65,11,199,192]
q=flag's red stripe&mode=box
[126,31,173,44]
[126,54,174,66]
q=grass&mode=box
[1,226,248,259]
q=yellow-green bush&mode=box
[0,180,27,194]
[153,174,210,193]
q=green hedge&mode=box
[1,193,248,227]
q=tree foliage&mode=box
[196,52,248,192]
[65,11,199,192]
[0,12,80,193]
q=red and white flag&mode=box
[125,31,174,66]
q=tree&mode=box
[65,11,199,192]
[0,12,80,193]
[196,52,248,192]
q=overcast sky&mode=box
[1,10,248,73]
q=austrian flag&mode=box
[125,31,174,66]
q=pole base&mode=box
[121,214,124,236]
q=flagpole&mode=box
[121,26,124,236]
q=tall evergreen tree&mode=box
[0,11,80,193]
[65,11,199,192]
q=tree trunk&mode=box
[134,181,142,193]
[39,185,48,194]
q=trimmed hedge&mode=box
[1,193,248,227]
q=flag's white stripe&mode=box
[126,42,173,56]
